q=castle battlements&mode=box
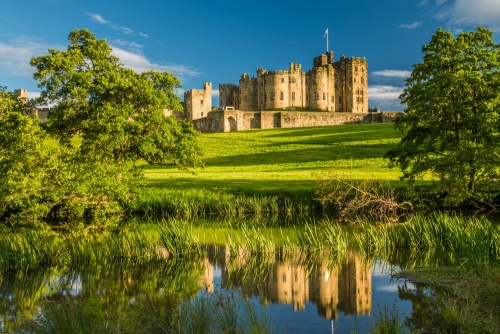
[184,50,377,132]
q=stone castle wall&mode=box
[192,110,398,133]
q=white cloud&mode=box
[0,36,54,77]
[110,46,201,80]
[85,12,150,37]
[372,70,411,78]
[120,27,134,35]
[110,39,143,54]
[399,21,422,30]
[369,85,404,100]
[87,12,108,25]
[437,0,500,32]
[28,91,41,100]
[368,85,406,110]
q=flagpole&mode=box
[324,28,329,52]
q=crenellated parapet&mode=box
[185,49,372,133]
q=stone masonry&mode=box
[183,51,388,133]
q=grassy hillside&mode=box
[141,123,404,197]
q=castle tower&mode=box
[239,73,258,111]
[307,52,336,111]
[219,83,239,110]
[184,82,212,122]
[335,56,368,113]
[14,89,28,100]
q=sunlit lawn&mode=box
[143,123,407,195]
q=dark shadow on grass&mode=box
[143,177,409,196]
[201,143,397,167]
[143,177,317,195]
[263,123,399,139]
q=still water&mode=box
[205,246,414,333]
[0,239,416,333]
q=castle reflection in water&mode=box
[199,246,372,320]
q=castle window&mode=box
[200,100,204,104]
[361,78,365,84]
[292,92,296,101]
[323,92,326,100]
[280,91,284,100]
[315,92,319,100]
[312,78,317,85]
[201,112,204,117]
[354,78,356,83]
[331,96,334,102]
[270,92,275,101]
[281,77,285,83]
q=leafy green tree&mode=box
[386,27,500,205]
[0,102,70,221]
[31,29,202,169]
[1,29,202,223]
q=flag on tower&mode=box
[324,28,328,37]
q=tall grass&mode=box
[134,188,318,216]
[369,304,409,334]
[19,289,274,334]
[296,219,348,256]
[158,218,201,257]
[63,229,165,268]
[176,289,274,334]
[0,231,54,271]
[353,212,499,266]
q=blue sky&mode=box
[2,0,500,111]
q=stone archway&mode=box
[228,116,237,132]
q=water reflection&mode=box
[1,245,406,333]
[204,246,372,321]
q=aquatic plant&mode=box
[0,231,54,271]
[158,218,201,257]
[175,289,274,334]
[354,212,499,266]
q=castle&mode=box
[183,51,395,133]
[219,51,368,113]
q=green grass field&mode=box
[142,123,404,196]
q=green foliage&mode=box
[31,28,202,169]
[175,290,273,334]
[399,264,500,333]
[369,304,408,334]
[353,212,499,267]
[1,29,202,223]
[387,27,500,206]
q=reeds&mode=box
[369,303,408,334]
[0,231,53,271]
[19,289,274,334]
[134,188,318,216]
[353,212,499,267]
[296,220,348,256]
[175,289,274,334]
[158,218,201,257]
